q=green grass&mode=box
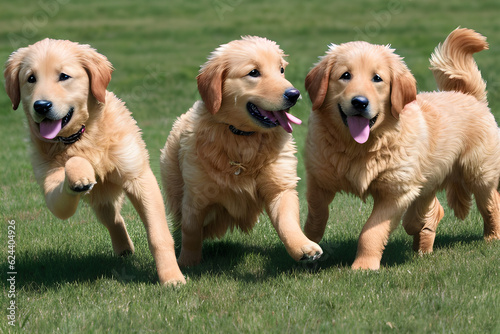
[1,0,500,332]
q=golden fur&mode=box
[303,28,500,270]
[160,36,322,266]
[4,39,185,285]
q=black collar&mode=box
[228,125,255,136]
[57,125,85,145]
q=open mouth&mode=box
[338,104,378,144]
[246,102,301,133]
[39,108,74,140]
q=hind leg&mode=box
[474,187,500,241]
[92,188,135,256]
[304,175,336,243]
[176,186,212,267]
[402,194,444,253]
[446,171,473,220]
[177,205,208,267]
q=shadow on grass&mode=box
[179,236,409,281]
[432,233,484,250]
[16,250,157,290]
[285,232,484,274]
[15,232,485,289]
[179,240,299,282]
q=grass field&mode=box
[1,0,500,332]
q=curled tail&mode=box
[430,27,488,103]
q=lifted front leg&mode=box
[43,156,96,220]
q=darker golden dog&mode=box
[4,39,185,285]
[304,28,500,270]
[160,36,322,267]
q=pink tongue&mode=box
[286,112,302,125]
[40,119,62,140]
[258,108,302,133]
[347,116,370,144]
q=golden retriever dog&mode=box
[4,39,185,285]
[160,36,323,267]
[303,28,500,270]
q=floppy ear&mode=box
[305,57,332,111]
[4,48,27,110]
[197,61,225,115]
[79,44,113,104]
[390,61,417,119]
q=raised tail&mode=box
[429,27,488,103]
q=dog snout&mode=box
[34,100,53,115]
[351,96,369,112]
[284,88,301,105]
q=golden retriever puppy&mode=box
[4,39,185,285]
[160,36,323,267]
[304,28,500,270]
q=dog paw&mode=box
[118,249,134,257]
[412,231,435,254]
[177,250,202,268]
[65,157,96,194]
[297,242,323,262]
[352,256,381,270]
[300,251,322,262]
[160,271,187,287]
[484,231,500,241]
[71,182,95,193]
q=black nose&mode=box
[284,88,301,104]
[351,96,369,111]
[34,100,53,115]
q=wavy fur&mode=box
[304,28,500,270]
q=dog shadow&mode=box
[312,232,484,271]
[16,232,484,288]
[15,249,157,289]
[176,240,297,282]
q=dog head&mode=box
[4,38,113,141]
[305,41,416,143]
[196,36,302,133]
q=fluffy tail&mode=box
[429,27,488,103]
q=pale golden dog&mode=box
[4,39,185,285]
[160,36,323,267]
[304,28,500,270]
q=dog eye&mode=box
[248,69,261,78]
[372,74,383,82]
[27,74,36,83]
[59,73,71,81]
[280,67,285,74]
[340,72,351,80]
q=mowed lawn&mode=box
[1,0,499,332]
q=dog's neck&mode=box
[228,124,255,136]
[58,125,86,144]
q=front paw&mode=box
[297,241,323,262]
[352,256,381,270]
[65,157,96,194]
